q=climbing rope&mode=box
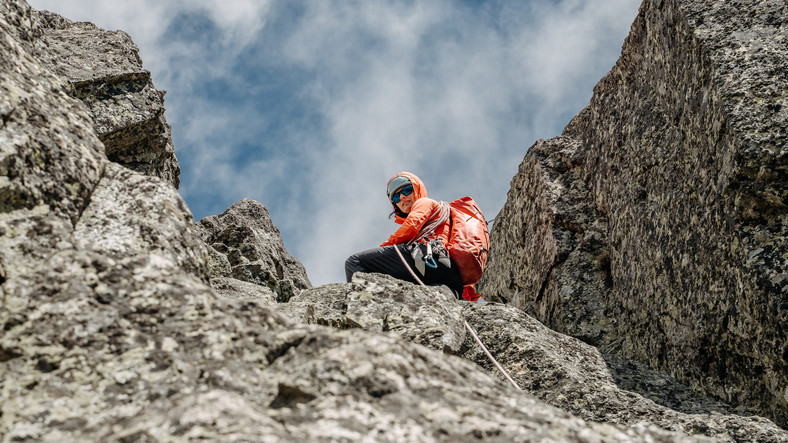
[392,245,523,392]
[410,201,451,245]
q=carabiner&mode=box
[425,255,438,269]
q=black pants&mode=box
[345,244,464,299]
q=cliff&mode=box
[2,0,787,441]
[479,0,787,428]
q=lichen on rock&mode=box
[2,0,787,440]
[279,273,466,353]
[195,198,312,302]
[479,0,788,427]
[31,9,181,188]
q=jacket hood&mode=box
[387,171,427,223]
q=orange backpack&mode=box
[446,197,490,285]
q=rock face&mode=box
[4,1,613,440]
[461,303,787,442]
[0,0,105,283]
[479,0,788,427]
[282,273,787,441]
[195,198,312,302]
[3,0,787,440]
[480,136,614,345]
[31,9,180,188]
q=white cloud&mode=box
[26,0,642,286]
[279,0,641,285]
[28,0,271,84]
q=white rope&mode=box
[392,245,523,392]
[411,201,450,245]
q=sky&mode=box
[28,0,642,285]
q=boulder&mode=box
[479,0,788,425]
[278,273,466,353]
[0,248,282,441]
[274,271,787,440]
[196,198,312,301]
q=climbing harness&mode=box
[407,202,449,276]
[407,200,451,274]
[393,245,523,392]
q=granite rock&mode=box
[3,0,787,440]
[278,273,466,353]
[0,248,689,442]
[462,303,788,442]
[479,136,614,347]
[31,9,180,188]
[0,0,105,282]
[275,272,786,441]
[0,249,281,441]
[72,162,209,280]
[479,0,788,426]
[196,198,312,302]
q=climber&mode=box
[344,172,464,299]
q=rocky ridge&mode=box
[32,9,180,187]
[195,198,311,304]
[277,272,786,441]
[2,0,787,441]
[4,1,626,439]
[479,0,788,428]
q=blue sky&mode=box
[29,0,641,285]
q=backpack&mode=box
[446,197,490,285]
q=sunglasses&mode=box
[391,185,414,204]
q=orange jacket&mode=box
[381,172,451,247]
